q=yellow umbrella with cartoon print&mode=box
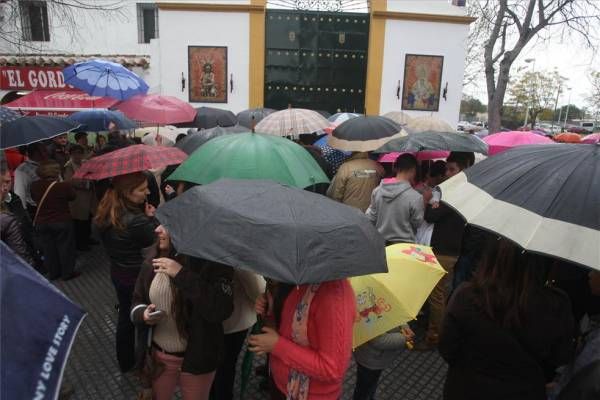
[350,243,446,348]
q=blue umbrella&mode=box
[0,106,22,125]
[63,59,149,100]
[0,242,86,400]
[314,135,351,175]
[1,116,80,149]
[69,109,137,131]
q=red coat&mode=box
[271,279,356,399]
[4,148,25,178]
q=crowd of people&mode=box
[1,127,599,400]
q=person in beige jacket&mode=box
[63,144,97,251]
[326,152,385,212]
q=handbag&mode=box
[135,327,165,400]
[32,181,58,226]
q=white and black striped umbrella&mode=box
[439,143,600,271]
[329,116,404,152]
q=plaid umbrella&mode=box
[255,108,330,138]
[0,106,21,126]
[404,116,454,134]
[382,111,413,126]
[73,144,187,180]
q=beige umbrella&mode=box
[404,116,454,134]
[382,111,414,126]
[136,126,181,146]
[255,108,330,138]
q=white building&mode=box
[1,0,473,126]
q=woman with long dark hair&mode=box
[95,172,157,372]
[131,225,234,399]
[439,239,576,400]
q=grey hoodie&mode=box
[365,180,424,243]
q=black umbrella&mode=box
[237,108,275,129]
[1,116,80,149]
[174,125,248,154]
[156,179,387,284]
[376,130,488,154]
[191,107,237,129]
[439,143,600,271]
[329,116,403,152]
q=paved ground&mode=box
[55,245,447,400]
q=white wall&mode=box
[379,19,469,127]
[156,9,250,112]
[386,0,468,16]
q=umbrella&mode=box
[255,108,330,138]
[63,59,148,100]
[376,131,489,154]
[483,131,554,156]
[474,129,489,138]
[188,107,237,129]
[156,179,387,284]
[439,143,600,271]
[313,135,351,174]
[174,125,247,155]
[554,132,582,143]
[316,110,331,119]
[351,243,446,348]
[73,144,187,180]
[329,116,404,152]
[139,129,181,147]
[237,108,275,129]
[382,111,413,126]
[328,112,361,125]
[1,116,80,150]
[582,133,600,144]
[0,242,86,400]
[115,94,196,125]
[0,106,21,125]
[68,109,137,132]
[404,116,454,134]
[378,150,449,163]
[167,132,329,188]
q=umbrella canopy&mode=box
[328,112,361,125]
[138,127,183,147]
[174,125,247,155]
[329,116,404,152]
[382,111,413,126]
[475,129,489,138]
[237,108,275,129]
[168,132,329,188]
[351,244,445,348]
[115,94,196,125]
[376,131,489,154]
[582,133,600,144]
[404,116,454,134]
[190,107,238,129]
[1,116,80,149]
[255,108,330,138]
[156,179,387,284]
[554,132,582,143]
[483,131,554,155]
[0,106,21,125]
[73,144,187,180]
[439,144,600,271]
[313,135,351,174]
[68,109,137,132]
[63,59,148,100]
[378,150,449,163]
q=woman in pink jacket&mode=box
[249,279,356,400]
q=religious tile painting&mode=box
[401,54,444,112]
[188,46,227,103]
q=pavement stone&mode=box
[54,245,446,399]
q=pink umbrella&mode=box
[483,131,554,155]
[378,150,450,163]
[115,94,196,125]
[581,133,600,144]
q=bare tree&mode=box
[469,0,600,133]
[586,70,600,123]
[0,0,125,53]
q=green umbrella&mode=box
[167,132,329,188]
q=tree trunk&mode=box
[487,63,511,133]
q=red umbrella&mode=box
[115,94,196,125]
[554,132,582,143]
[74,144,187,180]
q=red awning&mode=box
[4,90,119,117]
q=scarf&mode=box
[286,284,320,400]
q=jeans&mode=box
[36,221,76,279]
[353,363,383,400]
[153,350,216,400]
[211,329,249,400]
[111,276,137,372]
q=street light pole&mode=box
[523,58,536,128]
[551,83,561,134]
[563,88,572,128]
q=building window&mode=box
[137,3,158,43]
[20,0,50,42]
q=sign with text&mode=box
[0,66,74,91]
